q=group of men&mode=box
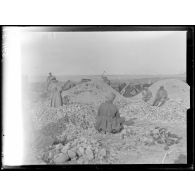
[46,72,169,134]
[142,85,168,106]
[95,85,168,134]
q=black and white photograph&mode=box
[2,26,194,168]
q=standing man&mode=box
[50,80,63,107]
[47,72,56,91]
[142,85,152,102]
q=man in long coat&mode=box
[47,72,57,91]
[50,80,63,107]
[142,86,152,102]
[95,93,125,134]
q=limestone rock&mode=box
[55,143,63,150]
[61,143,70,154]
[85,148,94,160]
[67,150,77,159]
[54,153,69,164]
[78,147,85,155]
[98,148,107,159]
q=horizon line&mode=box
[23,73,186,77]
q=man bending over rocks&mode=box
[95,93,135,134]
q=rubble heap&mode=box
[29,79,188,164]
[31,101,97,131]
[134,79,190,109]
[61,80,130,109]
[120,99,187,123]
[41,126,109,164]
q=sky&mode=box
[21,31,186,77]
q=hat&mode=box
[106,93,116,102]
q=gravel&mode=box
[30,79,187,164]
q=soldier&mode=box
[47,72,56,91]
[95,93,135,134]
[152,86,168,107]
[50,80,63,107]
[95,93,125,134]
[142,85,152,102]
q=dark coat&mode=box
[95,101,125,133]
[50,82,63,107]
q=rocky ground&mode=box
[23,79,188,164]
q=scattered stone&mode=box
[164,145,169,150]
[98,148,107,159]
[61,143,70,154]
[55,143,63,150]
[77,158,84,164]
[144,137,154,145]
[78,147,85,155]
[54,153,70,164]
[48,149,56,159]
[30,80,187,164]
[85,148,94,160]
[67,150,77,159]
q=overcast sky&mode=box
[21,31,186,77]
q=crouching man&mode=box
[152,86,169,107]
[95,93,135,134]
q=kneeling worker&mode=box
[152,86,168,107]
[95,93,135,134]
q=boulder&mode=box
[78,147,85,156]
[48,149,56,159]
[98,148,107,158]
[55,143,63,150]
[67,150,77,159]
[54,153,69,164]
[61,143,70,154]
[85,148,94,160]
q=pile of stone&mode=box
[149,79,189,104]
[144,100,187,122]
[134,79,190,109]
[61,80,130,109]
[30,79,188,164]
[31,101,97,131]
[42,134,108,164]
[120,99,187,123]
[120,101,147,120]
